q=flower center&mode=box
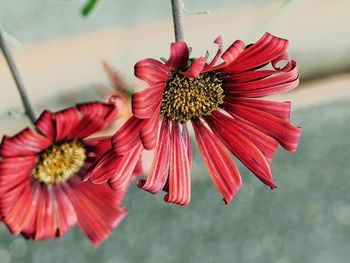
[161,73,225,122]
[33,140,86,185]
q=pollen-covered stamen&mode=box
[33,140,86,184]
[161,73,224,122]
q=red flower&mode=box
[92,33,301,206]
[0,101,137,245]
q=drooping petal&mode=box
[140,106,161,150]
[108,143,144,190]
[138,118,170,193]
[54,107,80,142]
[134,58,170,85]
[181,122,192,169]
[224,103,301,152]
[207,111,278,163]
[205,115,276,188]
[164,121,191,206]
[77,102,117,120]
[35,110,55,141]
[0,156,36,193]
[223,61,299,98]
[29,185,57,240]
[225,97,291,122]
[53,184,77,237]
[0,128,51,158]
[132,83,164,119]
[85,150,116,183]
[166,42,189,70]
[192,120,242,204]
[63,179,128,246]
[222,33,289,73]
[0,178,34,235]
[12,184,40,237]
[112,116,143,154]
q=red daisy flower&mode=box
[0,101,139,245]
[91,33,301,206]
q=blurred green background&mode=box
[0,0,350,262]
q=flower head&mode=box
[92,33,302,206]
[0,101,136,245]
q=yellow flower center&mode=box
[161,73,224,122]
[33,140,86,184]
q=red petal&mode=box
[226,97,291,122]
[224,103,301,152]
[138,118,170,193]
[112,116,143,154]
[132,83,164,119]
[166,42,189,70]
[78,101,119,125]
[63,180,128,246]
[181,123,192,169]
[85,150,116,183]
[207,111,278,163]
[35,110,55,141]
[53,185,77,237]
[205,115,276,188]
[140,107,161,150]
[203,36,223,72]
[54,107,80,142]
[0,179,33,235]
[164,121,191,206]
[0,128,51,158]
[134,58,170,85]
[0,156,36,193]
[32,186,57,240]
[71,112,106,139]
[223,33,289,73]
[192,120,242,204]
[220,69,277,84]
[108,143,143,190]
[84,136,111,160]
[223,61,299,98]
[182,57,207,78]
[221,40,246,65]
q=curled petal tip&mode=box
[136,179,146,189]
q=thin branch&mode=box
[0,28,38,123]
[171,0,185,42]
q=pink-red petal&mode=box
[63,180,128,246]
[225,97,291,122]
[140,106,161,150]
[138,118,170,193]
[135,58,170,85]
[0,128,51,158]
[112,116,143,154]
[223,33,289,73]
[192,120,242,204]
[54,107,80,142]
[207,111,278,163]
[164,121,191,206]
[182,57,207,78]
[166,42,189,70]
[132,83,164,119]
[205,115,276,188]
[224,103,301,152]
[35,110,55,141]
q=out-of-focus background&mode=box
[0,0,349,262]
